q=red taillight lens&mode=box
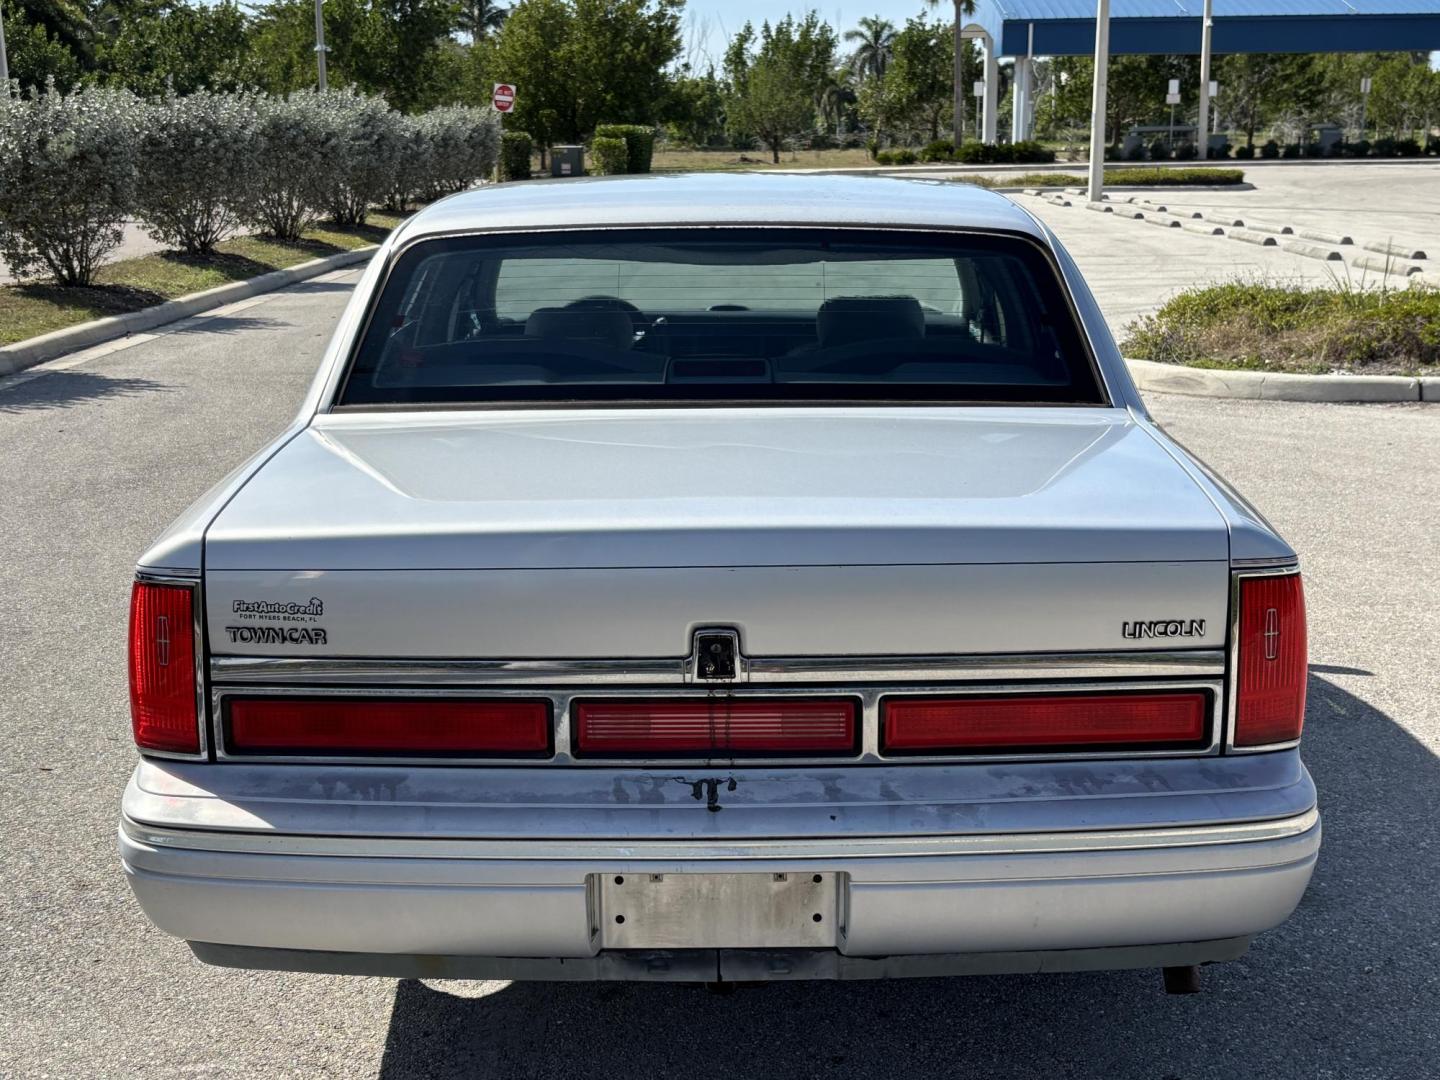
[1234,572,1308,747]
[883,692,1208,753]
[227,698,550,755]
[128,581,201,754]
[575,699,857,755]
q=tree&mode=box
[844,16,894,83]
[93,0,255,97]
[665,65,726,147]
[3,9,86,90]
[727,54,812,162]
[1218,53,1324,147]
[458,0,507,41]
[491,0,683,150]
[863,13,952,141]
[723,13,837,150]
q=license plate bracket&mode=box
[596,871,839,949]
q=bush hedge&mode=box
[591,135,629,176]
[594,124,656,173]
[499,130,534,181]
[0,85,142,286]
[1122,280,1440,376]
[0,83,500,285]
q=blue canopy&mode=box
[971,0,1440,55]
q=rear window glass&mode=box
[338,228,1105,407]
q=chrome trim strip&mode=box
[1230,557,1303,570]
[121,806,1319,862]
[133,572,209,763]
[1225,564,1304,755]
[209,650,1226,687]
[209,679,1225,768]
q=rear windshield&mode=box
[337,228,1105,407]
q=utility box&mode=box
[551,145,585,177]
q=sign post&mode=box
[1167,79,1181,151]
[972,79,984,145]
[1360,76,1372,138]
[1197,0,1213,157]
[493,83,516,116]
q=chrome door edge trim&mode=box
[121,807,1319,862]
[209,649,1227,687]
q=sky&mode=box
[678,1,944,66]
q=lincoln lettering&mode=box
[225,626,328,645]
[1122,619,1206,640]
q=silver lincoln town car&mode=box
[120,173,1318,993]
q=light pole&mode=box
[953,1,965,146]
[1087,0,1110,203]
[1360,76,1372,138]
[1197,0,1213,157]
[0,0,11,95]
[313,0,328,91]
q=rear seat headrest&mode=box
[817,296,924,349]
[525,307,634,350]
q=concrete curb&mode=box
[1127,357,1435,403]
[0,246,378,378]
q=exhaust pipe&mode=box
[1163,965,1201,994]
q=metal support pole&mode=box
[954,2,966,146]
[981,33,999,145]
[0,0,10,94]
[1087,0,1110,203]
[1197,0,1213,158]
[313,0,328,91]
[1012,56,1030,143]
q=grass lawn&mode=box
[1122,279,1440,376]
[0,212,404,348]
[1016,167,1246,187]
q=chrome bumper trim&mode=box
[209,649,1226,687]
[121,807,1318,862]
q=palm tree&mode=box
[817,66,857,137]
[843,16,895,83]
[458,0,508,43]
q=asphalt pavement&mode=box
[1,268,1437,1079]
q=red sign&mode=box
[493,83,516,113]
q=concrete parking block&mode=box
[1086,202,1114,213]
[1244,221,1296,235]
[1229,228,1278,246]
[1349,253,1423,276]
[1283,241,1344,262]
[1143,215,1183,228]
[1297,228,1353,245]
[1421,378,1440,402]
[1363,241,1426,260]
[1203,213,1246,227]
[1183,222,1226,235]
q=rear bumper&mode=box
[120,798,1319,978]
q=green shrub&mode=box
[1010,140,1055,164]
[1124,141,1148,162]
[955,140,988,164]
[499,130,533,181]
[309,90,408,228]
[0,84,142,285]
[410,105,501,200]
[1260,140,1280,159]
[595,124,655,173]
[1396,137,1422,157]
[1234,143,1255,160]
[1281,142,1302,159]
[241,91,334,241]
[921,138,955,162]
[134,87,259,256]
[1173,142,1198,161]
[1122,280,1440,376]
[591,135,628,175]
[1148,137,1169,161]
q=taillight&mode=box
[1233,571,1307,747]
[882,691,1208,753]
[227,698,550,755]
[575,699,857,755]
[128,580,201,754]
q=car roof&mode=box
[393,172,1048,244]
